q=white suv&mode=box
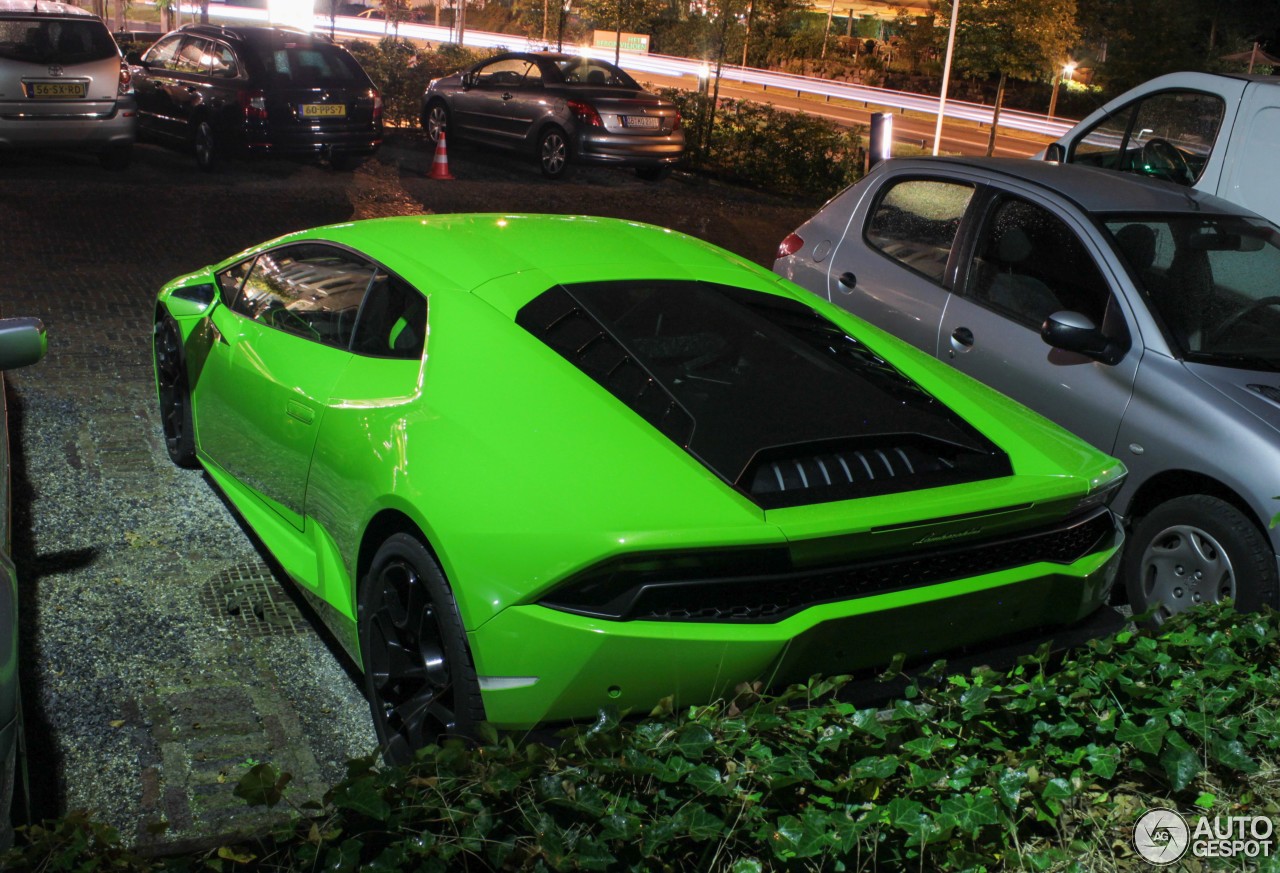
[0,0,135,168]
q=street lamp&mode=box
[1048,61,1076,119]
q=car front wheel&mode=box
[423,101,450,147]
[152,315,197,468]
[359,533,484,764]
[538,126,571,179]
[1124,494,1279,624]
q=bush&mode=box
[343,39,491,129]
[7,603,1280,871]
[658,87,864,200]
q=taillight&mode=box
[566,99,603,128]
[117,58,131,95]
[238,89,267,121]
[776,232,805,259]
[671,109,681,131]
[371,88,383,121]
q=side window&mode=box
[476,58,535,87]
[1068,90,1225,186]
[351,272,427,359]
[864,178,973,284]
[209,42,239,78]
[173,37,212,75]
[143,34,182,70]
[235,244,376,349]
[216,258,255,308]
[966,197,1111,330]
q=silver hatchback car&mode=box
[775,157,1280,624]
[0,0,135,168]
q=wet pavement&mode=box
[0,134,812,850]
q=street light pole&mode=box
[1048,61,1075,118]
[932,0,959,155]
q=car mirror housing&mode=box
[0,317,47,371]
[1041,310,1124,365]
[461,72,477,89]
[168,283,217,318]
[1044,142,1066,163]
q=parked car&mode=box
[1042,72,1280,227]
[421,52,684,180]
[129,23,382,171]
[0,0,135,169]
[775,156,1280,624]
[153,213,1125,761]
[0,316,46,849]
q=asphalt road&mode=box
[0,133,816,850]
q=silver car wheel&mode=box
[1136,522,1235,622]
[426,103,448,144]
[539,128,568,178]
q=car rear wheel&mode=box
[359,533,484,764]
[152,315,197,468]
[193,120,218,172]
[1124,494,1278,625]
[538,126,571,179]
[423,101,450,146]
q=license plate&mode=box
[29,81,86,98]
[623,115,660,129]
[300,103,346,118]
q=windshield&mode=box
[0,18,117,64]
[1105,214,1280,369]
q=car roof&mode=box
[0,0,97,17]
[877,156,1265,220]
[174,23,335,47]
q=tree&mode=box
[890,5,940,75]
[937,0,1077,154]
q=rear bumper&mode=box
[0,95,136,150]
[469,524,1123,728]
[575,128,685,167]
[243,121,384,158]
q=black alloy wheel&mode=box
[359,533,484,764]
[538,126,570,179]
[193,119,218,172]
[153,315,197,468]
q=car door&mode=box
[939,190,1141,453]
[451,57,539,144]
[133,32,185,138]
[824,174,977,356]
[194,243,375,530]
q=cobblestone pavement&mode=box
[0,135,813,851]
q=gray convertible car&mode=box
[420,51,684,180]
[775,157,1280,624]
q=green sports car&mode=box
[152,214,1126,761]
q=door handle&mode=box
[837,271,857,290]
[287,400,315,425]
[501,92,514,100]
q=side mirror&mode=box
[461,72,477,89]
[0,317,47,371]
[1041,310,1124,365]
[167,283,217,318]
[1044,142,1066,163]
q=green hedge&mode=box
[344,39,490,129]
[657,87,865,199]
[8,604,1280,871]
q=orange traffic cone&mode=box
[429,130,454,180]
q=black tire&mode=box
[193,119,218,172]
[152,315,198,468]
[538,126,571,179]
[98,143,132,171]
[358,533,484,764]
[423,100,450,147]
[635,165,672,182]
[1124,494,1279,625]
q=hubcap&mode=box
[1137,523,1236,622]
[428,107,447,142]
[541,133,566,175]
[366,557,454,760]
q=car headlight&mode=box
[1073,466,1127,517]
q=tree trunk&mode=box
[985,72,1006,157]
[200,0,209,24]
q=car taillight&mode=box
[117,58,131,95]
[239,89,268,121]
[372,88,383,121]
[566,99,603,128]
[776,232,805,259]
[671,109,681,131]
